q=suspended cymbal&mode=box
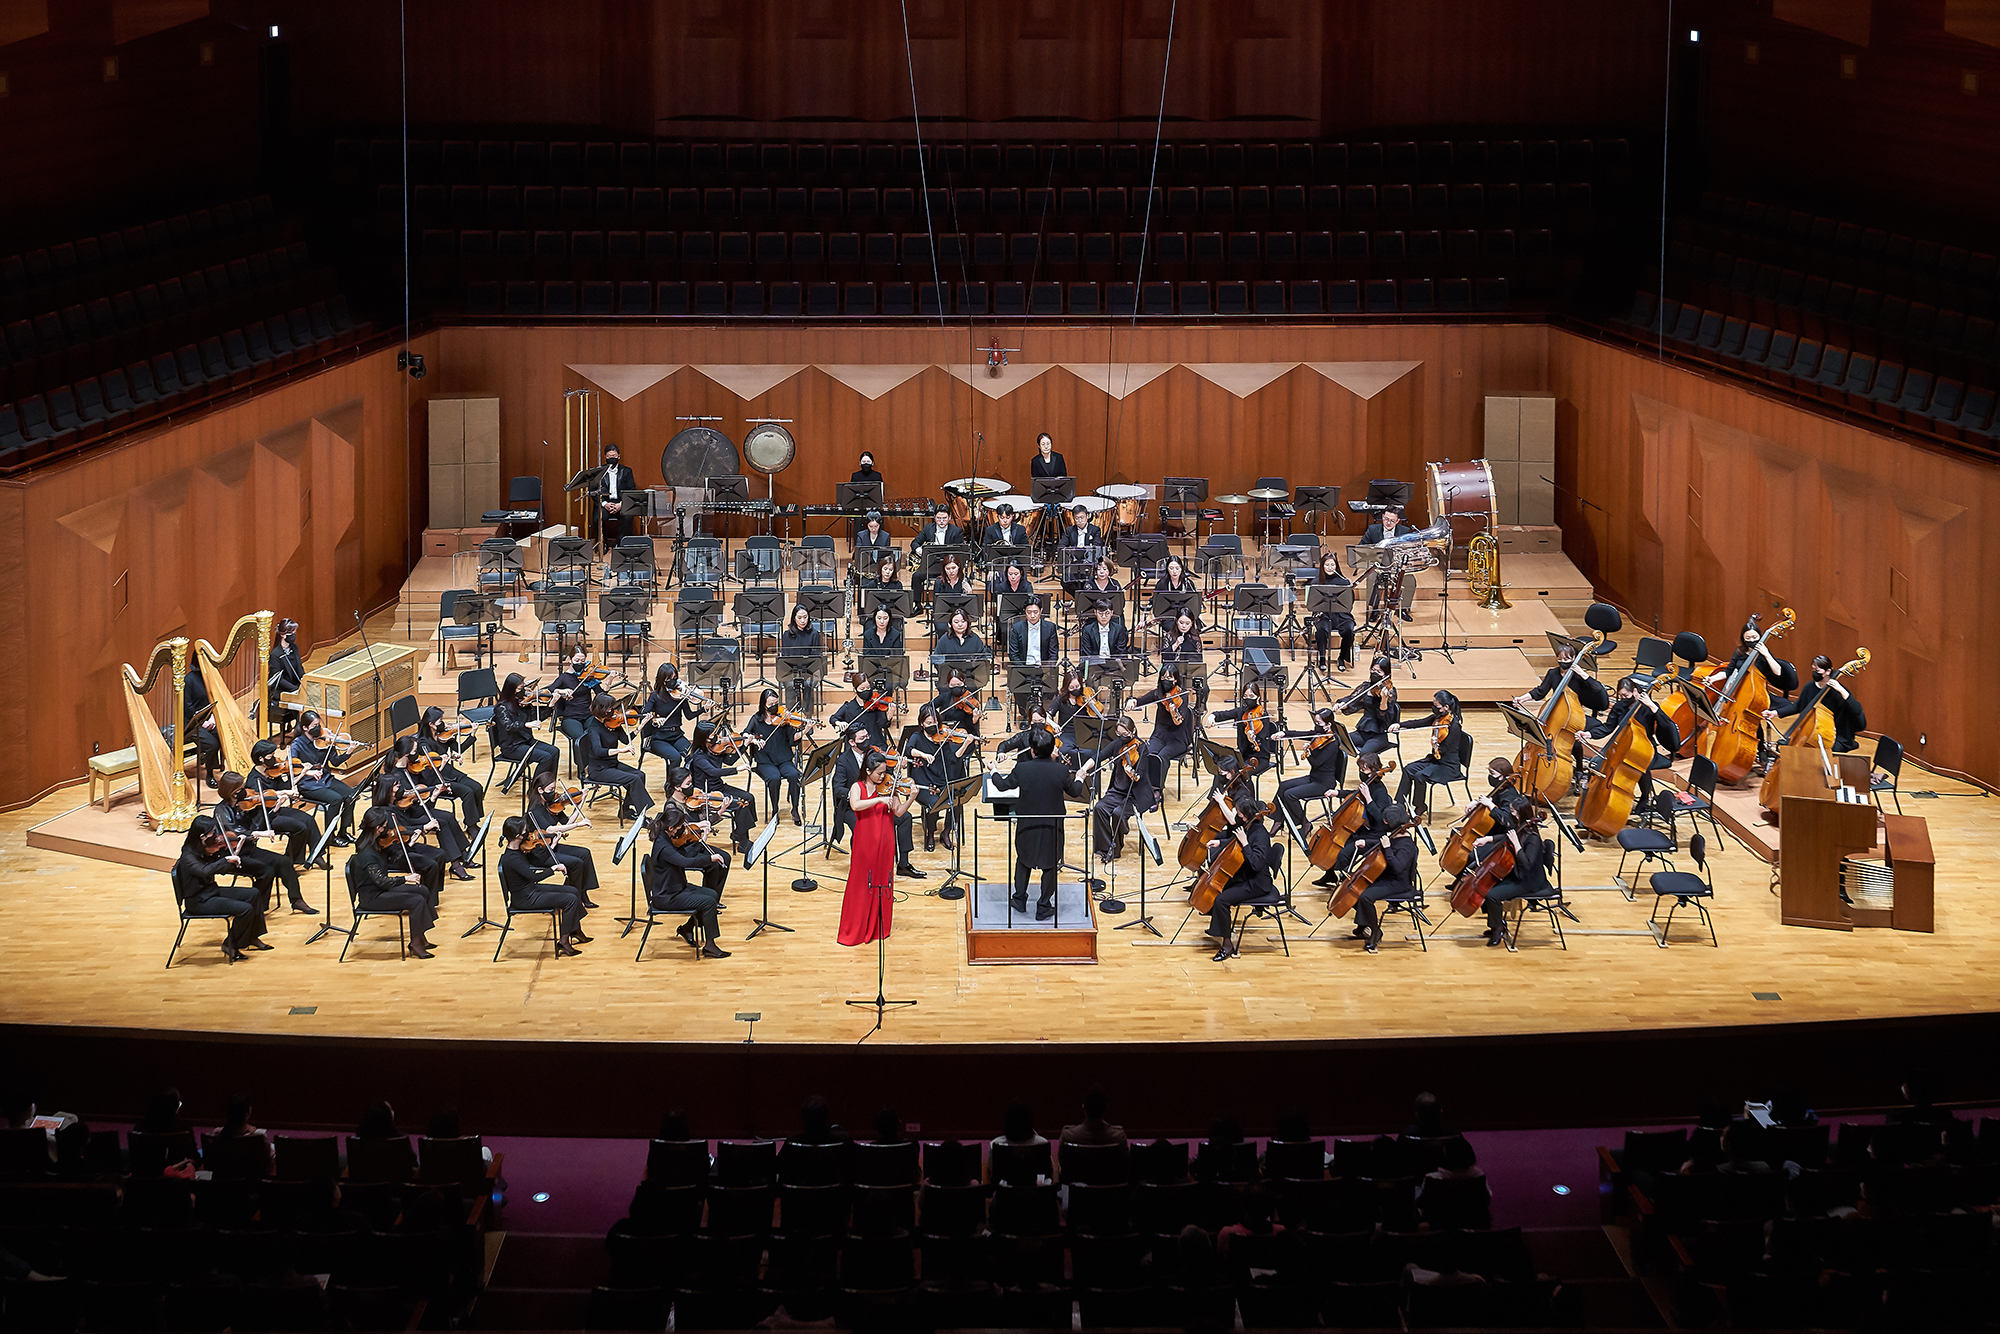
[1246,487,1289,500]
[1214,493,1254,505]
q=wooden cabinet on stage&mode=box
[280,643,424,766]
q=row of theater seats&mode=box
[1600,1116,1999,1328]
[1623,293,1997,446]
[377,179,1601,229]
[0,298,367,468]
[416,226,1559,293]
[336,134,1634,188]
[2,243,325,403]
[0,195,277,321]
[469,276,1512,320]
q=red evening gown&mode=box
[838,797,897,946]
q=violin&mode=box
[518,826,547,852]
[1306,731,1339,755]
[666,818,709,847]
[871,769,918,802]
[370,823,404,849]
[539,782,587,815]
[774,705,817,732]
[932,724,980,757]
[604,701,638,731]
[1162,688,1189,726]
[1116,736,1144,781]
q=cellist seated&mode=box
[1313,752,1393,888]
[1345,803,1419,955]
[1201,778,1276,964]
[1470,794,1550,948]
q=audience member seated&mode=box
[1059,1086,1126,1149]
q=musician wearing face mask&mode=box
[417,706,485,828]
[1514,643,1611,715]
[1079,715,1156,866]
[1471,794,1550,948]
[268,617,304,727]
[745,689,808,826]
[178,817,271,961]
[582,695,653,823]
[1340,655,1400,759]
[829,673,893,752]
[1210,687,1279,785]
[375,738,475,880]
[594,444,637,550]
[1392,690,1465,824]
[646,805,731,959]
[1578,676,1681,810]
[289,709,358,844]
[639,662,700,769]
[499,817,588,958]
[356,799,446,919]
[826,725,873,855]
[1199,780,1274,963]
[904,704,956,855]
[550,649,602,743]
[351,807,439,958]
[245,740,324,867]
[1765,654,1868,752]
[1131,664,1193,766]
[1316,752,1394,885]
[213,771,315,915]
[494,673,561,779]
[1275,708,1348,829]
[1346,804,1418,955]
[688,721,756,852]
[525,772,602,907]
[937,666,980,735]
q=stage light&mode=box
[532,1192,550,1202]
[269,25,280,37]
[1688,29,1700,42]
[1552,1184,1571,1195]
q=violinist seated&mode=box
[745,689,810,827]
[289,709,361,844]
[1008,600,1059,666]
[214,772,316,914]
[1209,688,1279,787]
[374,739,476,881]
[936,667,980,736]
[1130,665,1194,766]
[550,648,604,743]
[498,817,587,958]
[494,673,561,779]
[646,805,731,959]
[1079,600,1129,661]
[1079,716,1157,865]
[1340,654,1401,759]
[582,695,655,823]
[639,662,701,770]
[862,606,906,656]
[1392,690,1466,824]
[984,506,1029,548]
[1199,778,1276,963]
[996,705,1078,769]
[826,725,874,853]
[244,740,325,868]
[178,817,271,962]
[688,721,756,852]
[1470,793,1550,947]
[1317,752,1394,886]
[525,772,602,907]
[1764,654,1867,753]
[1346,804,1419,955]
[987,727,1088,919]
[932,607,987,663]
[351,807,440,958]
[905,705,961,855]
[1576,676,1681,810]
[1275,707,1348,829]
[829,672,894,752]
[1513,643,1610,715]
[417,705,485,828]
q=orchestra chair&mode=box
[435,590,482,668]
[1228,843,1291,957]
[456,668,498,763]
[1374,861,1432,952]
[1614,801,1677,888]
[1500,877,1569,952]
[1648,832,1717,947]
[386,695,422,743]
[165,863,251,968]
[1430,733,1476,813]
[1630,636,1674,683]
[631,856,704,963]
[1655,755,1727,852]
[501,475,543,535]
[1869,736,1904,815]
[340,859,409,962]
[492,859,563,962]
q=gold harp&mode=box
[119,637,196,832]
[195,610,275,777]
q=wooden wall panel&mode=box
[1547,329,2000,783]
[2,338,429,809]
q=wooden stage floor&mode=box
[6,704,1994,1059]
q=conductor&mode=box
[987,728,1086,919]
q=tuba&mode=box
[1468,531,1510,610]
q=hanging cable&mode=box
[900,0,961,480]
[1655,0,1672,368]
[400,0,413,570]
[1106,0,1177,479]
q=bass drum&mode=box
[1426,460,1498,565]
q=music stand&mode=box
[860,654,912,703]
[985,541,1030,574]
[1006,665,1055,719]
[1115,534,1168,576]
[923,543,975,584]
[543,534,594,588]
[452,593,507,666]
[744,815,791,939]
[932,590,983,633]
[534,589,587,665]
[733,589,784,689]
[1086,656,1143,703]
[863,587,914,622]
[836,481,884,510]
[934,773,983,901]
[1291,583,1354,703]
[780,651,828,712]
[450,813,503,939]
[673,588,723,658]
[706,474,751,503]
[1365,478,1414,511]
[1149,587,1200,625]
[789,543,837,584]
[1161,477,1209,548]
[599,591,652,668]
[1072,713,1118,763]
[1030,475,1077,506]
[994,590,1045,634]
[606,543,656,588]
[301,817,350,946]
[1240,638,1288,694]
[1294,485,1342,535]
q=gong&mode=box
[743,422,797,475]
[660,427,740,489]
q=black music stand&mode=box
[606,543,656,588]
[689,637,740,707]
[594,591,648,669]
[1086,656,1144,706]
[985,541,1030,575]
[860,655,912,706]
[452,593,507,666]
[994,591,1044,640]
[845,869,916,1040]
[1030,474,1077,509]
[1162,477,1210,549]
[1241,637,1288,696]
[1291,583,1354,703]
[789,543,837,585]
[743,815,790,939]
[542,534,595,589]
[673,589,724,659]
[934,773,983,901]
[932,591,983,635]
[922,543,975,584]
[780,651,828,713]
[534,590,587,666]
[706,475,751,503]
[1294,485,1342,535]
[452,814,503,939]
[1115,534,1168,577]
[1006,665,1055,720]
[1150,587,1200,626]
[863,587,914,622]
[734,589,785,690]
[836,481,883,510]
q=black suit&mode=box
[1061,523,1103,551]
[499,847,585,938]
[989,757,1085,907]
[914,521,962,554]
[176,845,267,950]
[985,522,1029,547]
[1080,619,1129,659]
[1008,619,1059,665]
[1030,453,1068,481]
[596,463,638,547]
[1362,519,1416,545]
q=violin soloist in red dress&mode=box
[837,785,897,946]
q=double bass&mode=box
[1514,625,1610,804]
[1574,700,1658,838]
[1306,760,1398,871]
[1756,648,1870,811]
[1697,608,1796,784]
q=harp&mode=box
[119,637,196,832]
[194,610,275,776]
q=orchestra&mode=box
[177,440,1887,968]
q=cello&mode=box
[1697,608,1796,784]
[1574,697,1658,838]
[1438,772,1517,877]
[1328,822,1411,919]
[1514,604,1619,803]
[1449,804,1545,918]
[1188,794,1268,914]
[1306,760,1397,870]
[1178,794,1231,871]
[1757,648,1870,811]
